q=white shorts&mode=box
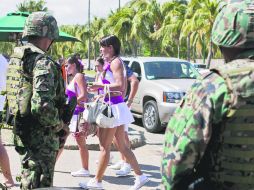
[69,114,80,133]
[111,102,134,128]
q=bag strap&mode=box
[103,84,111,105]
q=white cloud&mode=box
[0,0,167,26]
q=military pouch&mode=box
[2,98,15,126]
[5,107,15,126]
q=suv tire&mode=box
[142,100,163,133]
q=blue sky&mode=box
[0,0,169,26]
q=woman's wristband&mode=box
[127,99,133,104]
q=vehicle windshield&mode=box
[144,61,200,80]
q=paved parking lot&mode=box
[1,120,165,190]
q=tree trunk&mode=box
[133,40,138,57]
[192,45,196,63]
[177,43,180,58]
[206,40,213,69]
[93,41,96,60]
[187,34,191,61]
[202,34,206,64]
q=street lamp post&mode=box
[88,0,91,70]
[118,0,120,11]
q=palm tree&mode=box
[16,0,48,12]
[90,17,106,59]
[151,1,187,57]
[0,43,15,57]
[104,6,135,55]
[181,0,220,66]
[127,0,165,56]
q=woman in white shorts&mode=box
[64,55,90,177]
[79,35,149,190]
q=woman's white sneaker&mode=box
[79,178,104,189]
[116,163,131,176]
[71,168,90,177]
[109,160,124,170]
[128,174,149,190]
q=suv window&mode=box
[123,60,130,66]
[130,61,141,77]
[144,61,199,80]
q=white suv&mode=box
[122,57,200,133]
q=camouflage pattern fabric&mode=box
[22,12,59,40]
[212,1,254,48]
[7,43,66,189]
[161,70,231,190]
[161,50,254,190]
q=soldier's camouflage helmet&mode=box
[22,12,59,40]
[212,1,254,48]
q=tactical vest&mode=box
[4,46,43,125]
[202,58,254,189]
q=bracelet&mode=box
[127,99,133,104]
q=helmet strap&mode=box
[46,40,54,52]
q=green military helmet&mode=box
[212,1,254,48]
[22,11,59,40]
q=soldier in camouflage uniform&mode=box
[4,12,69,189]
[162,1,254,190]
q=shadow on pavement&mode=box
[36,188,81,190]
[54,170,72,174]
[103,174,160,188]
[102,163,161,187]
[139,164,161,179]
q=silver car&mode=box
[122,57,200,133]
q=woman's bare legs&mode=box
[114,126,142,175]
[56,147,64,161]
[95,127,117,182]
[0,139,14,187]
[113,132,130,162]
[75,135,89,170]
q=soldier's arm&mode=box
[31,58,60,127]
[161,72,231,190]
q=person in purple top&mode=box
[79,35,149,190]
[110,61,140,176]
[57,55,90,177]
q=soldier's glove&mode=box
[56,122,70,149]
[61,96,77,125]
[51,120,64,132]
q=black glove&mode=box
[61,96,77,124]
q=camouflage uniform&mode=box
[5,12,66,189]
[162,2,254,190]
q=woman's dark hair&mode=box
[96,57,104,66]
[99,35,121,56]
[67,55,81,72]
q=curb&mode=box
[1,127,146,151]
[63,130,146,151]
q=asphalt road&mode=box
[1,119,165,190]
